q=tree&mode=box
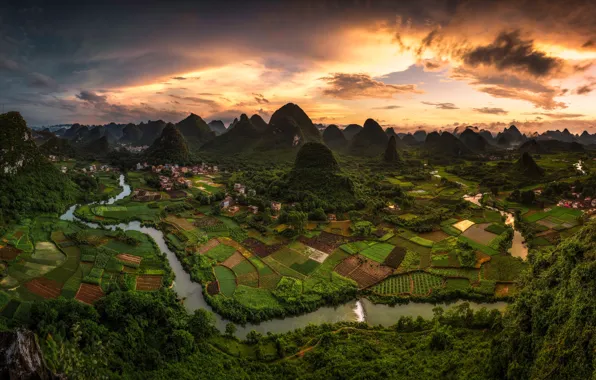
[188,309,217,339]
[352,221,373,236]
[287,211,307,233]
[507,189,521,202]
[225,322,237,338]
[245,330,263,345]
[309,207,327,221]
[211,202,222,216]
[520,190,535,205]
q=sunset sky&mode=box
[1,0,596,133]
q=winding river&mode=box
[463,193,528,259]
[61,175,507,338]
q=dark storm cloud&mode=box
[463,31,563,77]
[76,90,107,104]
[0,57,19,71]
[473,107,508,115]
[421,101,459,110]
[28,73,57,89]
[321,73,422,99]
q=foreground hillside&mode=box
[0,112,80,225]
[0,220,591,379]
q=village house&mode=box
[248,205,259,214]
[234,183,246,195]
[48,155,57,162]
[384,203,400,213]
[221,196,234,209]
[271,201,282,213]
[227,205,240,215]
[61,166,68,174]
[327,214,337,221]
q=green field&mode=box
[214,266,237,296]
[411,272,444,295]
[372,274,412,295]
[205,244,236,262]
[360,243,394,263]
[524,206,582,223]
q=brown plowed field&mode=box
[242,238,281,258]
[298,232,347,254]
[0,246,22,260]
[116,253,142,265]
[207,281,219,295]
[347,267,380,288]
[25,278,62,299]
[334,255,361,277]
[75,283,105,304]
[136,275,163,290]
[222,251,245,268]
[198,239,220,254]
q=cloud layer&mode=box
[0,0,594,130]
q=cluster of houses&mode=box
[121,144,149,153]
[146,162,218,175]
[134,162,219,192]
[219,183,261,215]
[557,195,596,210]
[158,175,193,191]
[81,164,115,174]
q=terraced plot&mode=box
[24,278,62,299]
[75,283,105,304]
[411,272,444,295]
[214,266,236,296]
[135,275,163,291]
[372,274,412,295]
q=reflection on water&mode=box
[60,175,510,338]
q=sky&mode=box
[1,0,596,133]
